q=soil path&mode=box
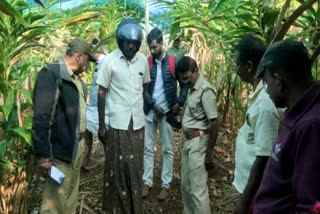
[77,130,236,214]
[29,129,236,214]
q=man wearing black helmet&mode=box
[97,19,150,214]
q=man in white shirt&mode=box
[142,28,188,200]
[96,19,150,214]
[233,35,282,214]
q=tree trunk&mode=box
[272,0,318,43]
[270,0,292,44]
[311,43,320,66]
[221,73,232,126]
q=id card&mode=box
[50,165,66,184]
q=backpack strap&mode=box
[148,55,175,78]
[168,54,175,77]
[148,56,153,71]
[188,87,216,121]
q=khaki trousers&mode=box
[40,139,85,214]
[181,134,211,214]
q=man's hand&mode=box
[154,105,164,118]
[234,196,250,214]
[37,159,53,176]
[205,151,215,171]
[98,126,107,144]
[172,103,181,116]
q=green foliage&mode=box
[0,0,317,211]
[0,0,144,212]
[0,0,144,192]
[0,0,27,25]
[0,0,46,183]
[156,0,319,129]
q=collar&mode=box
[248,80,264,101]
[57,57,86,96]
[97,54,106,64]
[282,82,320,128]
[58,56,74,82]
[193,74,204,90]
[155,52,166,63]
[64,56,75,79]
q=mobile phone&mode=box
[50,165,66,184]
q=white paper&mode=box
[50,165,66,184]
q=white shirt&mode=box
[96,54,106,72]
[233,81,282,193]
[96,49,151,130]
[146,54,169,122]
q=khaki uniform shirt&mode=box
[96,49,151,130]
[65,58,87,133]
[182,74,218,131]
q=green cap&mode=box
[67,38,97,62]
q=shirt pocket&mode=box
[244,112,256,144]
[246,132,254,144]
[133,70,144,92]
[187,100,202,119]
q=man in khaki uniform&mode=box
[32,38,96,214]
[176,56,219,214]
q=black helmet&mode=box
[116,18,143,54]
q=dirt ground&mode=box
[29,127,237,214]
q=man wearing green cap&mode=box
[32,38,96,214]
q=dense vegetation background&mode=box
[0,0,319,213]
